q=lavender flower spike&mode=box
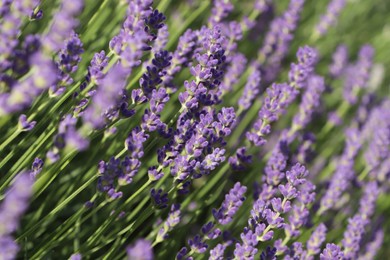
[83,64,128,129]
[0,173,33,260]
[238,64,261,111]
[319,127,361,213]
[329,44,348,78]
[0,53,58,115]
[289,75,325,136]
[246,46,317,146]
[306,223,327,258]
[126,239,153,260]
[42,0,84,53]
[341,216,366,259]
[320,243,343,260]
[156,204,181,243]
[208,0,234,26]
[18,114,36,131]
[343,45,374,105]
[315,0,346,37]
[212,182,247,225]
[358,229,384,260]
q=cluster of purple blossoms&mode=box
[42,0,84,53]
[229,147,252,171]
[246,46,317,147]
[0,0,40,72]
[289,75,326,136]
[329,44,348,78]
[238,63,262,111]
[362,101,390,175]
[220,53,247,94]
[315,0,346,37]
[156,204,181,243]
[0,174,33,259]
[162,29,198,92]
[126,239,153,260]
[47,114,89,163]
[97,155,141,200]
[358,229,384,260]
[0,52,58,115]
[343,45,374,105]
[177,183,247,259]
[234,163,310,259]
[258,0,306,83]
[1,0,389,259]
[50,32,84,97]
[82,64,128,129]
[319,127,362,213]
[213,182,247,225]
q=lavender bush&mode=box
[0,0,389,259]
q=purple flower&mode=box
[246,83,292,146]
[247,46,317,146]
[18,114,36,131]
[126,239,153,260]
[188,235,208,254]
[319,127,362,213]
[264,140,289,186]
[306,223,327,257]
[125,127,149,159]
[31,157,44,178]
[208,0,234,26]
[260,0,306,83]
[238,65,261,111]
[179,26,226,107]
[212,182,247,225]
[290,75,325,135]
[315,0,346,36]
[163,29,198,92]
[0,173,33,259]
[87,51,109,85]
[342,216,367,258]
[0,236,19,260]
[83,64,128,129]
[153,24,169,52]
[234,228,258,259]
[201,222,221,240]
[156,204,181,242]
[48,115,88,159]
[343,45,374,105]
[284,181,315,238]
[0,53,58,115]
[97,155,142,199]
[358,229,384,260]
[364,121,390,172]
[148,166,164,181]
[69,253,82,260]
[320,243,344,260]
[220,53,247,93]
[0,0,40,72]
[176,247,189,260]
[210,243,226,260]
[358,182,379,219]
[140,50,172,98]
[228,146,252,171]
[150,87,169,114]
[150,188,169,209]
[50,32,83,96]
[329,44,348,78]
[260,246,277,260]
[42,0,84,53]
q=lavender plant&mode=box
[0,0,390,259]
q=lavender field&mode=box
[0,0,390,259]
